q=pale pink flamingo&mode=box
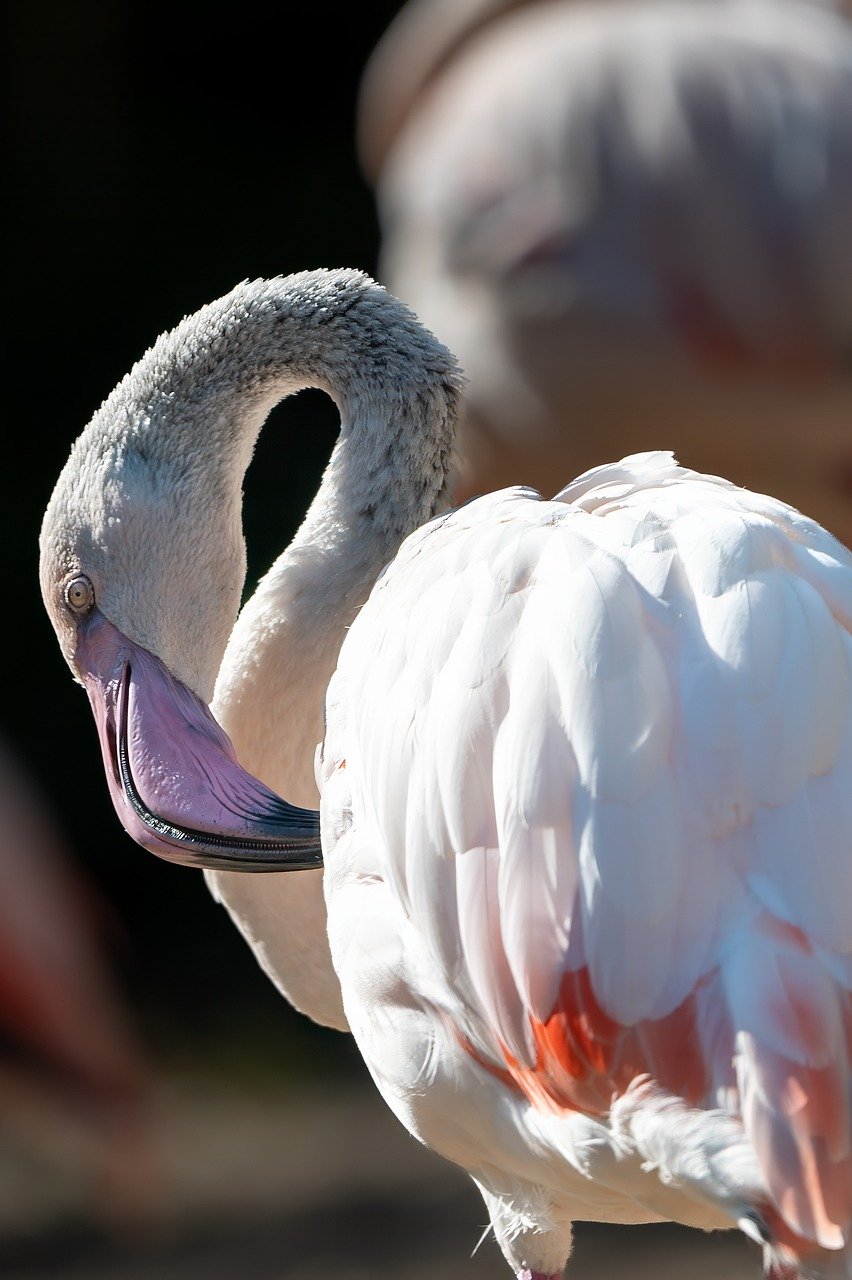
[0,733,157,1223]
[358,0,852,546]
[39,270,852,1277]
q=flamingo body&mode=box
[320,451,852,1276]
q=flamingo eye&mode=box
[64,575,95,614]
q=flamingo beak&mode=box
[72,609,323,873]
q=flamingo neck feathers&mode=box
[209,269,463,802]
[108,268,462,1030]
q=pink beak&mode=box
[72,609,322,872]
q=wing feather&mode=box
[322,458,852,1247]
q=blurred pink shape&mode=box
[360,0,852,544]
[0,733,161,1228]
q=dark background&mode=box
[5,0,404,1072]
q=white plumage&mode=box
[319,450,852,1274]
[39,272,852,1278]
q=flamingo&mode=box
[358,0,852,541]
[0,733,157,1224]
[39,269,852,1278]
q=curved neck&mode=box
[195,269,461,790]
[46,270,461,1032]
[148,270,461,1029]
[159,267,460,553]
[75,269,461,708]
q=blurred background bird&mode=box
[0,732,159,1229]
[358,0,852,544]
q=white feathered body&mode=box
[319,452,852,1276]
